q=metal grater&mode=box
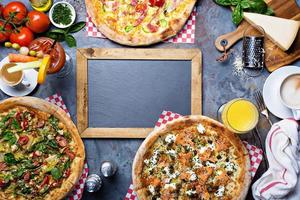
[242,36,265,69]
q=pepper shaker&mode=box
[85,174,102,192]
[100,160,118,178]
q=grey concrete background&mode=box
[0,0,299,199]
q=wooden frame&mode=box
[77,48,202,138]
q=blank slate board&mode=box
[77,48,202,138]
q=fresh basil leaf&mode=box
[4,153,17,165]
[47,139,58,149]
[214,0,232,6]
[65,34,76,47]
[51,167,62,180]
[12,118,21,130]
[63,159,71,171]
[240,0,250,8]
[230,0,240,5]
[264,7,274,15]
[45,32,65,42]
[232,4,243,25]
[67,22,86,33]
[3,131,17,145]
[248,0,267,13]
[16,168,25,177]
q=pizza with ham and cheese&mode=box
[132,115,251,200]
[85,0,196,45]
[0,97,85,200]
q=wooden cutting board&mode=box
[215,0,300,72]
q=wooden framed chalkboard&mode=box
[76,48,202,138]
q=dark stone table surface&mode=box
[0,0,300,199]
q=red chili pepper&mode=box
[18,135,29,145]
[40,175,49,188]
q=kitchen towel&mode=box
[45,93,89,200]
[252,119,300,200]
[125,110,263,200]
[86,8,196,43]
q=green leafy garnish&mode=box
[214,0,274,25]
[48,115,59,131]
[125,25,134,32]
[63,159,71,171]
[4,153,17,165]
[47,139,58,149]
[51,167,62,180]
[45,22,86,48]
[52,3,72,26]
[11,118,21,130]
[2,131,17,145]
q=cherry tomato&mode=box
[18,135,29,145]
[3,2,28,25]
[56,136,67,147]
[10,27,34,47]
[136,3,147,12]
[149,0,165,7]
[0,21,12,43]
[26,11,50,33]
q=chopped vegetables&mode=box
[8,53,39,63]
[52,3,72,26]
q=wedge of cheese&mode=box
[243,12,300,51]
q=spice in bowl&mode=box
[49,2,76,28]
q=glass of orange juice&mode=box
[218,98,259,134]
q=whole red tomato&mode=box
[0,21,12,43]
[10,27,34,47]
[26,11,50,33]
[3,1,28,25]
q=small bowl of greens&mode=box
[49,1,76,28]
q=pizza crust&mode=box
[0,97,85,200]
[132,115,251,200]
[85,0,196,46]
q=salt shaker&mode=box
[85,174,102,192]
[100,160,118,178]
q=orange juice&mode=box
[221,98,259,134]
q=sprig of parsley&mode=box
[214,0,274,25]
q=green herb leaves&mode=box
[51,167,62,180]
[52,4,72,26]
[45,22,86,47]
[3,131,17,145]
[214,0,274,25]
[4,153,17,165]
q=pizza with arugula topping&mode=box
[0,97,85,200]
[85,0,196,45]
[132,115,251,200]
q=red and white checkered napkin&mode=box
[86,8,196,43]
[45,93,89,200]
[124,110,263,200]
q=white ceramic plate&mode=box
[263,65,300,119]
[0,56,38,97]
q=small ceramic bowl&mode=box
[49,1,76,29]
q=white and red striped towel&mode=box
[252,119,300,200]
[125,111,263,200]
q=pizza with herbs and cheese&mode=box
[0,97,85,200]
[85,0,196,45]
[132,115,251,200]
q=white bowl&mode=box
[49,2,76,29]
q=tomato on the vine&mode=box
[3,2,28,25]
[0,21,12,43]
[26,11,50,33]
[10,27,34,47]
